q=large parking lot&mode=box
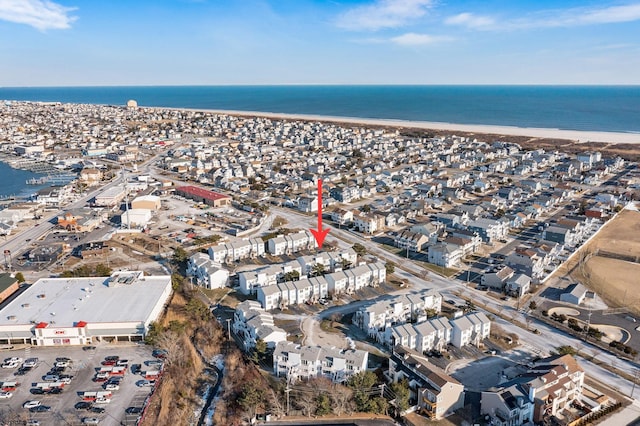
[0,343,159,426]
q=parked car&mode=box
[125,406,143,414]
[130,364,142,374]
[1,361,19,369]
[47,387,63,395]
[25,420,40,426]
[82,419,100,425]
[83,346,97,351]
[54,361,70,368]
[0,391,12,398]
[75,401,93,410]
[30,388,45,395]
[23,400,41,409]
[29,405,51,413]
[104,383,119,391]
[152,349,168,359]
[136,380,154,387]
[90,406,106,414]
[23,358,38,368]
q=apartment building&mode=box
[450,312,491,348]
[273,342,368,383]
[353,290,442,342]
[233,301,287,350]
[186,253,229,289]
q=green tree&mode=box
[556,345,577,356]
[371,396,389,415]
[14,272,25,283]
[172,247,188,266]
[346,371,377,412]
[94,263,112,276]
[185,297,211,321]
[238,381,266,422]
[145,322,162,345]
[315,394,331,416]
[171,273,184,291]
[282,270,300,282]
[311,263,326,277]
[252,338,268,363]
[391,379,411,412]
[385,261,396,275]
[361,204,371,213]
[352,243,367,256]
[529,301,538,311]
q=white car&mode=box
[1,361,19,369]
[0,391,12,398]
[136,380,154,387]
[54,361,69,368]
[4,357,22,363]
[23,358,38,368]
[23,400,41,409]
[104,384,119,391]
[94,397,111,404]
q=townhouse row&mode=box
[386,312,491,352]
[257,261,387,310]
[353,290,443,343]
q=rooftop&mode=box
[0,271,171,328]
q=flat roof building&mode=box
[0,271,172,346]
[175,185,231,207]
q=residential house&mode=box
[450,312,491,348]
[298,196,318,213]
[467,218,509,243]
[505,274,532,298]
[481,266,515,292]
[505,247,546,281]
[427,243,463,268]
[331,208,353,225]
[394,230,430,252]
[388,346,465,420]
[560,283,589,305]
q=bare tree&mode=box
[296,390,317,417]
[156,330,186,367]
[329,384,354,416]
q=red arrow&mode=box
[309,179,330,249]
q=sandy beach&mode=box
[168,107,640,145]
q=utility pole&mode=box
[226,318,231,341]
[379,383,385,397]
[285,385,291,416]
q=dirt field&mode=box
[579,257,640,311]
[563,209,640,314]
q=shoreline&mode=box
[158,107,640,145]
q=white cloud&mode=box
[335,0,434,31]
[0,0,77,31]
[445,3,640,31]
[390,32,452,46]
[445,13,494,29]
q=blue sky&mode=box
[1,0,640,86]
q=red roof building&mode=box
[175,186,232,207]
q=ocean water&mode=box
[1,85,639,133]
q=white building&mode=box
[120,208,152,229]
[427,243,463,268]
[273,341,368,383]
[186,253,229,289]
[233,301,286,350]
[450,312,491,348]
[0,271,172,346]
[353,290,442,342]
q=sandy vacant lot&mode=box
[567,209,640,313]
[580,257,640,310]
[585,209,640,254]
